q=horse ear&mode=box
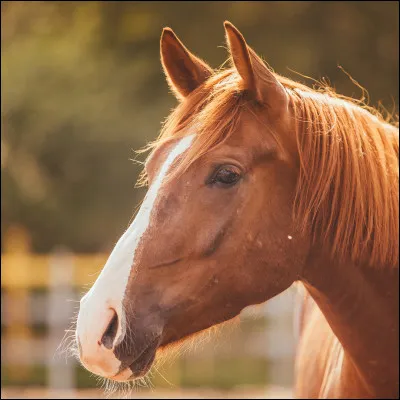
[224,21,287,111]
[161,28,213,100]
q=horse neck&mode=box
[301,246,399,396]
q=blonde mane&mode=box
[139,67,399,268]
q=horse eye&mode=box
[209,166,241,187]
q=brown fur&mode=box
[132,23,398,398]
[140,66,398,269]
[80,22,399,399]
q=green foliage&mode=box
[1,1,398,252]
[178,357,268,390]
[1,358,268,390]
[1,365,46,387]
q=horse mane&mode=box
[291,85,398,269]
[139,67,399,269]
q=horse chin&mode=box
[130,348,157,379]
[111,340,159,381]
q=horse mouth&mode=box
[112,338,159,381]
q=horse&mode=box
[75,22,399,398]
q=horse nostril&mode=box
[101,310,119,350]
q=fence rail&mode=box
[2,253,108,288]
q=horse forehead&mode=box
[145,139,182,180]
[229,111,278,148]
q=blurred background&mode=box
[1,1,398,399]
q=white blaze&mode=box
[76,135,194,377]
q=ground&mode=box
[2,386,293,399]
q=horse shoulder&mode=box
[293,289,378,399]
[294,290,342,398]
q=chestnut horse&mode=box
[75,22,399,398]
